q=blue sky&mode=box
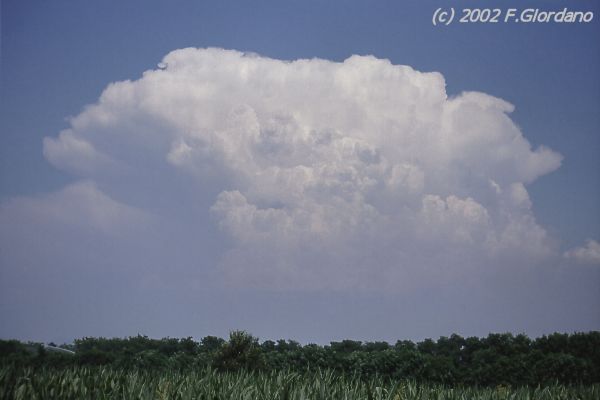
[1,0,599,344]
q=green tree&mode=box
[213,330,263,371]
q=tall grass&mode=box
[1,366,598,400]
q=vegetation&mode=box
[1,366,599,400]
[1,331,599,398]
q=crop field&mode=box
[1,366,598,400]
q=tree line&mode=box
[1,331,599,386]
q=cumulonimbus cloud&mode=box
[40,48,565,289]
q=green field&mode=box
[2,366,598,400]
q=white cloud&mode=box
[564,239,600,265]
[36,48,563,289]
[43,131,119,177]
[0,181,151,236]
